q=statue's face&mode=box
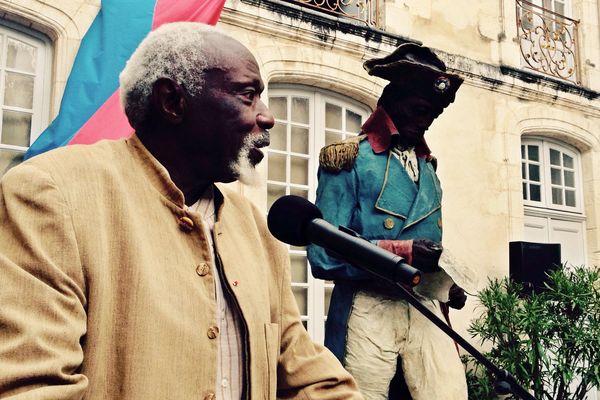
[385,94,442,147]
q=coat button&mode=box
[204,393,216,400]
[383,218,395,230]
[178,216,194,232]
[196,263,210,276]
[207,326,219,339]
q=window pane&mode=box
[522,162,527,179]
[528,145,539,161]
[291,126,309,154]
[267,183,286,209]
[564,170,575,187]
[522,182,527,200]
[325,103,342,130]
[267,153,286,181]
[291,98,309,124]
[324,286,333,315]
[551,168,562,185]
[346,110,362,133]
[269,97,287,120]
[325,131,343,146]
[528,164,540,182]
[292,287,307,315]
[269,122,286,151]
[290,156,308,185]
[555,2,564,15]
[563,154,574,169]
[290,187,308,199]
[530,184,541,201]
[0,149,24,174]
[521,145,525,158]
[1,110,32,147]
[550,149,561,165]
[565,190,576,207]
[552,187,563,205]
[7,38,37,73]
[4,72,34,109]
[290,254,308,283]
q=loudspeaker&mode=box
[509,241,561,294]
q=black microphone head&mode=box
[267,195,323,246]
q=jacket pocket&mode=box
[264,323,280,399]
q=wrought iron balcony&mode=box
[289,0,379,27]
[516,0,580,84]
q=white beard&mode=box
[233,150,261,186]
[229,133,266,187]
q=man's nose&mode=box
[257,99,275,130]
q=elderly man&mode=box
[307,43,469,399]
[0,22,362,400]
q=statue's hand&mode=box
[446,284,467,310]
[411,239,443,273]
[378,238,442,273]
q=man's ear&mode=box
[151,78,186,124]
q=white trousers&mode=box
[343,290,468,400]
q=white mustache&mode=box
[246,131,269,149]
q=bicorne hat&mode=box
[363,43,463,109]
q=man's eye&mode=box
[241,90,257,101]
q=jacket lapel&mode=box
[402,157,441,231]
[374,152,418,219]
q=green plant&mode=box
[464,265,600,400]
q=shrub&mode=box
[464,265,600,400]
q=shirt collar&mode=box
[361,105,432,158]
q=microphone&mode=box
[267,195,422,287]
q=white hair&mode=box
[119,22,229,130]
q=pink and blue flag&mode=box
[25,0,226,159]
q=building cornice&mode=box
[223,0,600,116]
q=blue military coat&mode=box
[307,132,444,361]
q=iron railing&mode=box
[290,0,379,27]
[516,0,580,83]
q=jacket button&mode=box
[207,326,219,339]
[204,393,216,400]
[196,263,210,276]
[383,218,395,230]
[179,216,194,232]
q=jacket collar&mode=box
[126,133,229,212]
[125,133,186,207]
[361,105,432,159]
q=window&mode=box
[267,85,370,342]
[521,138,582,213]
[0,22,51,174]
[521,137,586,267]
[516,0,578,83]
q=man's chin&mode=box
[237,166,262,187]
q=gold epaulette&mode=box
[319,135,366,172]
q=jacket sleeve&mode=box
[0,163,88,399]
[275,246,363,400]
[307,166,371,281]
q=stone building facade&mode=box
[0,0,599,396]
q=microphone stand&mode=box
[389,281,537,400]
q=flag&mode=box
[25,0,226,159]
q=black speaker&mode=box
[509,241,561,294]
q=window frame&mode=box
[266,84,371,343]
[0,20,52,160]
[522,137,584,214]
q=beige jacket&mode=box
[0,135,361,400]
